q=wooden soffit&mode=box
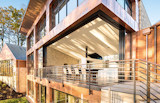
[19,0,46,35]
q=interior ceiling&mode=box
[49,17,119,60]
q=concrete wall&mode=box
[47,47,79,66]
[139,0,151,30]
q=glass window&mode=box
[55,12,59,26]
[38,48,43,69]
[125,0,132,16]
[28,31,34,49]
[37,13,46,42]
[38,47,43,77]
[38,84,46,103]
[28,53,34,75]
[67,0,77,15]
[51,0,58,29]
[117,0,124,8]
[41,85,46,103]
[28,81,34,99]
[59,1,67,23]
[78,0,84,6]
[54,90,67,103]
[52,89,89,103]
[0,60,13,76]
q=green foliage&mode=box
[17,94,22,98]
[0,95,3,98]
[0,97,28,103]
[3,91,7,94]
[0,6,26,50]
[2,84,6,88]
[0,81,2,86]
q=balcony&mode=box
[35,59,160,102]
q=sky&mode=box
[0,0,159,25]
[0,0,29,9]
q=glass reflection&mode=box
[67,0,77,15]
[78,0,84,5]
[59,2,66,22]
[52,89,89,103]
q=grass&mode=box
[0,97,28,103]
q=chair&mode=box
[81,68,86,83]
[63,68,67,81]
[74,68,80,82]
[67,68,72,81]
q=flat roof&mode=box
[19,0,46,35]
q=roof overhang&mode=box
[19,0,46,35]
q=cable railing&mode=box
[34,59,160,103]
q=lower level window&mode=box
[28,81,34,99]
[38,84,46,103]
[52,89,88,103]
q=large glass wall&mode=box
[0,60,13,76]
[28,31,34,50]
[50,0,85,30]
[28,53,34,75]
[28,80,34,99]
[37,13,46,42]
[52,89,88,103]
[37,47,43,77]
[38,84,46,103]
[116,0,132,16]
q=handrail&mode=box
[35,59,160,103]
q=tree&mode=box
[0,7,10,50]
[0,6,26,50]
[8,6,26,46]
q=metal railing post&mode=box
[147,63,150,103]
[62,67,64,87]
[109,87,111,103]
[133,60,136,103]
[89,64,91,95]
[40,68,41,81]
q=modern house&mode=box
[19,0,160,103]
[0,43,26,93]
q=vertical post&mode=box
[62,67,64,87]
[81,94,83,103]
[40,68,41,81]
[154,26,157,82]
[147,63,150,103]
[133,60,136,103]
[86,46,88,58]
[108,87,111,103]
[49,67,50,81]
[89,64,91,95]
[146,35,148,61]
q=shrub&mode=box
[3,91,7,94]
[7,96,12,99]
[6,87,10,91]
[0,95,3,98]
[17,94,22,98]
[2,84,6,88]
[0,81,2,86]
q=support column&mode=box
[119,29,125,81]
[46,80,51,103]
[119,29,125,60]
[34,82,38,103]
[154,26,157,82]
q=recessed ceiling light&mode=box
[66,36,69,38]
